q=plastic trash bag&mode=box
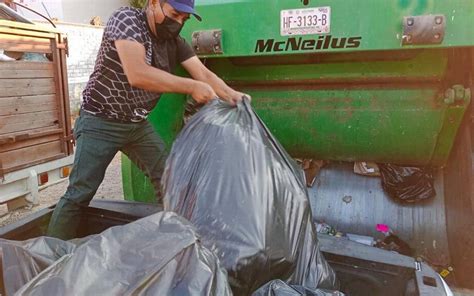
[163,99,338,295]
[252,280,344,296]
[2,212,231,296]
[378,164,436,203]
[0,237,76,295]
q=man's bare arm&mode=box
[182,56,248,105]
[115,40,216,103]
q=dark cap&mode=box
[166,0,201,21]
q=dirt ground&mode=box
[0,152,124,227]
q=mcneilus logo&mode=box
[255,35,362,53]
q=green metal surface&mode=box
[122,0,473,202]
[249,88,468,164]
[182,0,474,57]
[202,49,470,165]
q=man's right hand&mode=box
[191,81,217,104]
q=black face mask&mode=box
[154,12,183,40]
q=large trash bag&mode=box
[0,237,76,295]
[163,99,338,295]
[4,212,231,296]
[252,280,344,296]
[378,164,436,203]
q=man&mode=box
[47,0,247,239]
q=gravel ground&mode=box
[0,152,124,227]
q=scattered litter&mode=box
[297,159,327,187]
[353,162,380,177]
[346,233,375,246]
[376,223,390,233]
[163,99,339,295]
[316,222,338,236]
[342,195,352,204]
[378,164,436,203]
[375,224,413,256]
[0,49,15,62]
[440,267,454,278]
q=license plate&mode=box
[280,7,331,36]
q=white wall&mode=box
[61,0,129,24]
[35,21,105,114]
[16,0,129,24]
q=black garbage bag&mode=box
[252,280,344,296]
[0,237,76,295]
[378,164,436,203]
[163,99,338,295]
[2,212,231,296]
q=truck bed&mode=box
[0,200,450,295]
[310,162,450,265]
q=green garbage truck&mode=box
[1,0,473,295]
[120,0,474,292]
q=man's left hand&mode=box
[225,91,251,105]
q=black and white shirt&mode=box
[81,7,195,122]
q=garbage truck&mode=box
[1,0,473,295]
[119,0,474,292]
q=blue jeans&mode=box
[47,112,167,240]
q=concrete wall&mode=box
[61,0,129,24]
[37,21,105,114]
[16,0,128,24]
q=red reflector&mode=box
[38,172,49,185]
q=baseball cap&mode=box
[167,0,202,21]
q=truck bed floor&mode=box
[309,162,450,265]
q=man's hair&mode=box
[146,0,167,8]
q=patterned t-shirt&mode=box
[81,7,195,122]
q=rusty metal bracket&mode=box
[402,15,445,45]
[192,29,223,55]
[444,85,471,105]
[62,134,75,146]
[63,36,69,57]
[0,159,4,180]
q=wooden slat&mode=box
[0,95,57,116]
[0,20,62,34]
[0,34,51,53]
[0,62,54,79]
[0,110,59,135]
[0,42,50,53]
[0,140,63,171]
[50,38,67,155]
[0,78,53,88]
[0,61,53,70]
[1,78,55,97]
[59,46,73,155]
[0,127,62,143]
[0,133,60,153]
[1,86,55,97]
[0,27,56,39]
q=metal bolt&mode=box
[444,88,455,104]
[435,16,443,25]
[214,32,219,38]
[214,45,220,51]
[405,34,413,43]
[407,18,414,26]
[434,33,441,39]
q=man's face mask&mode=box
[154,3,183,40]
